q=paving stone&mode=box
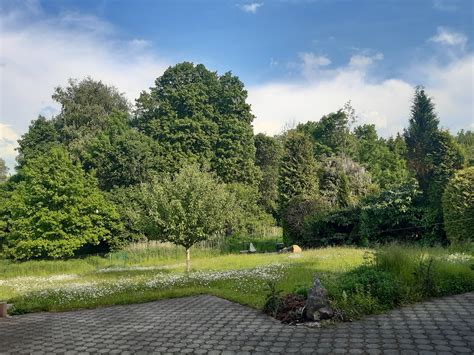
[0,293,472,353]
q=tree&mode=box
[319,155,373,208]
[16,116,59,167]
[80,112,162,190]
[139,165,232,272]
[254,133,282,216]
[354,124,410,188]
[404,87,441,195]
[404,87,464,242]
[134,62,258,184]
[278,131,319,210]
[0,158,8,183]
[442,167,474,244]
[53,77,129,142]
[456,129,474,166]
[0,147,122,260]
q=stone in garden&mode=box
[305,277,333,321]
[291,245,302,253]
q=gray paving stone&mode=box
[0,292,473,353]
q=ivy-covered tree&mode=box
[139,165,232,272]
[278,131,319,209]
[254,133,282,216]
[319,155,373,208]
[0,147,122,260]
[135,62,259,184]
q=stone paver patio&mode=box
[1,292,473,354]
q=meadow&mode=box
[1,240,473,320]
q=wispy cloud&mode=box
[430,27,467,48]
[0,3,170,170]
[297,52,331,79]
[433,0,459,12]
[248,46,473,137]
[239,3,264,14]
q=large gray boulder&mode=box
[305,277,333,321]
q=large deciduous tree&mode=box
[134,62,258,184]
[0,147,122,260]
[0,158,8,183]
[139,165,232,272]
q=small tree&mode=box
[140,165,232,272]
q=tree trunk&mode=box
[186,248,191,273]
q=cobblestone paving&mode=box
[1,292,473,354]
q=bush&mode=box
[281,195,329,245]
[301,206,360,247]
[359,182,424,244]
[442,167,474,244]
[338,265,402,308]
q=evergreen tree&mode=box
[254,133,282,216]
[0,147,122,260]
[278,131,319,209]
[404,87,441,195]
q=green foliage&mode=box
[442,167,474,244]
[53,77,130,144]
[0,147,122,260]
[80,112,162,190]
[16,116,60,167]
[135,62,258,184]
[262,281,283,318]
[281,195,329,245]
[302,206,360,247]
[319,155,373,208]
[456,129,474,166]
[139,164,232,252]
[339,265,402,308]
[278,131,319,209]
[359,182,424,244]
[254,133,282,216]
[0,158,8,183]
[224,183,276,238]
[354,125,410,188]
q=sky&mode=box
[1,0,473,171]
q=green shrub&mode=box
[338,265,401,308]
[442,167,474,244]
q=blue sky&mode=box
[1,0,473,170]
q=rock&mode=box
[305,277,334,321]
[279,244,302,253]
[291,245,302,253]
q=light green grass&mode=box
[1,244,473,318]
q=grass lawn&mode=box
[1,243,473,319]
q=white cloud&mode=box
[349,52,383,69]
[239,3,263,14]
[0,5,169,170]
[430,27,468,48]
[0,123,19,169]
[297,52,331,79]
[249,52,474,137]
